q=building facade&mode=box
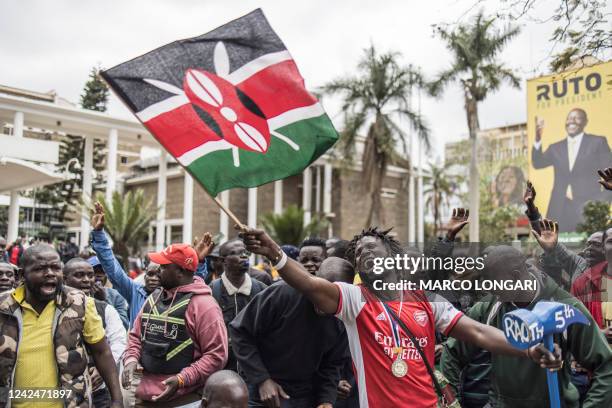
[1,84,417,250]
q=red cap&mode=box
[148,244,199,272]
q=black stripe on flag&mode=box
[102,9,286,112]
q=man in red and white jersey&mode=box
[240,208,562,408]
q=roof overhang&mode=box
[0,157,66,193]
[0,93,158,147]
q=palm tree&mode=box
[423,162,463,236]
[260,205,328,246]
[94,189,155,265]
[429,12,520,241]
[322,46,429,227]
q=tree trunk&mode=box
[364,117,386,228]
[465,94,480,242]
[433,189,440,237]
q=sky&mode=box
[1,0,597,162]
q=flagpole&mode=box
[212,195,248,231]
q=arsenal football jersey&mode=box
[335,282,463,408]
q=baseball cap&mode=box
[88,256,101,268]
[148,244,199,272]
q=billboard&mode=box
[527,61,612,233]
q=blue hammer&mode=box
[502,301,589,408]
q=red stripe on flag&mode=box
[236,60,317,119]
[143,104,222,158]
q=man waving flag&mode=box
[102,9,338,196]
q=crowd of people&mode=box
[0,167,610,408]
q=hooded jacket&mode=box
[441,272,612,408]
[123,276,228,401]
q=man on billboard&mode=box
[532,108,610,232]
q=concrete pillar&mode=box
[248,187,257,264]
[7,111,24,242]
[323,163,333,238]
[248,187,257,228]
[105,128,118,203]
[315,166,321,213]
[7,192,20,242]
[273,180,283,215]
[323,164,332,214]
[219,191,229,243]
[182,171,194,243]
[13,111,24,137]
[80,136,93,248]
[156,152,167,250]
[302,167,312,226]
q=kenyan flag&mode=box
[102,9,338,196]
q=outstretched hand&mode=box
[151,376,179,402]
[446,208,469,240]
[193,232,215,262]
[598,167,612,191]
[238,226,281,261]
[523,181,538,212]
[531,219,559,252]
[91,202,105,231]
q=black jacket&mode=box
[210,276,267,371]
[531,133,610,232]
[229,281,347,404]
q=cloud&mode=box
[0,0,561,162]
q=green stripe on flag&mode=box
[187,114,337,196]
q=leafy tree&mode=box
[463,0,611,71]
[93,190,155,265]
[80,65,110,111]
[260,205,328,246]
[321,46,429,227]
[577,200,612,235]
[430,12,520,241]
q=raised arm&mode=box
[524,181,542,234]
[240,228,340,315]
[448,315,561,369]
[90,202,137,302]
[533,219,587,282]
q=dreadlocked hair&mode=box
[346,227,404,266]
